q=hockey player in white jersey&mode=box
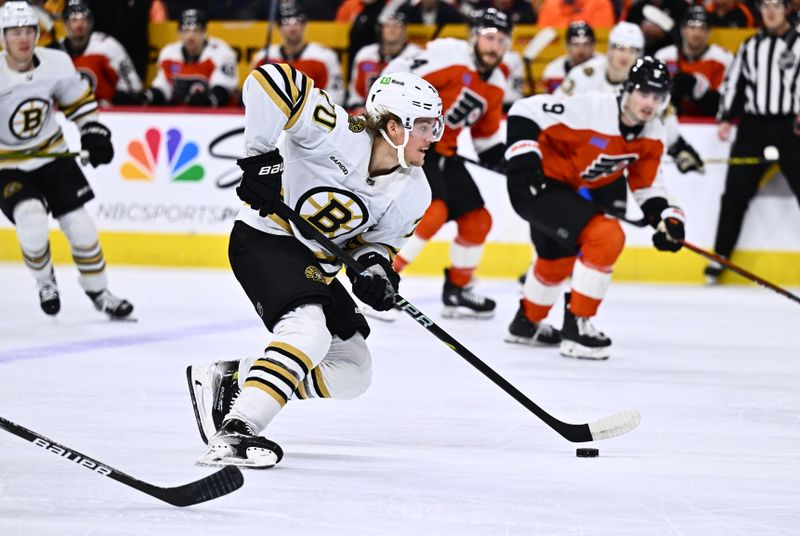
[145,9,238,107]
[60,0,143,106]
[541,20,597,94]
[186,68,443,468]
[558,21,705,176]
[0,1,132,318]
[500,48,526,110]
[250,2,345,105]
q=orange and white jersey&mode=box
[251,42,344,105]
[542,53,599,93]
[346,41,421,109]
[654,44,732,91]
[384,38,505,157]
[62,32,143,102]
[151,37,238,104]
[0,47,98,171]
[499,49,525,105]
[506,92,668,206]
[556,55,619,97]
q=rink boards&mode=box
[1,109,798,285]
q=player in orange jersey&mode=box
[504,57,686,360]
[385,8,509,319]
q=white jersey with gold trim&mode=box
[0,47,98,171]
[252,42,345,105]
[237,63,431,278]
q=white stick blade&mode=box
[588,410,641,441]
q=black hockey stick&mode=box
[0,415,244,507]
[273,202,640,443]
[604,211,800,306]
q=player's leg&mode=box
[197,223,335,468]
[393,151,448,272]
[559,215,626,360]
[440,158,496,318]
[0,168,59,315]
[707,119,767,284]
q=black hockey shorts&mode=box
[0,158,95,222]
[423,150,485,220]
[228,221,370,340]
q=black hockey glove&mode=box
[185,90,218,107]
[652,206,685,252]
[236,150,283,217]
[347,252,400,311]
[668,136,705,175]
[80,121,114,167]
[506,152,547,219]
[477,143,506,173]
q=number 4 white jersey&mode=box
[0,47,98,171]
[237,63,431,279]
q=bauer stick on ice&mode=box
[273,202,640,443]
[0,415,244,507]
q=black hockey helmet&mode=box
[279,1,307,24]
[624,56,671,96]
[469,8,513,36]
[682,6,710,27]
[179,9,208,31]
[566,20,595,43]
[63,0,92,19]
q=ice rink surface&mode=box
[1,262,799,536]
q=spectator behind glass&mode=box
[625,0,687,56]
[654,6,733,116]
[144,8,239,106]
[707,0,757,27]
[250,1,345,104]
[60,0,144,106]
[536,0,615,29]
[541,20,597,93]
[347,10,421,111]
[398,0,466,24]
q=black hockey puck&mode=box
[576,448,599,458]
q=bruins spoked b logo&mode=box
[296,187,369,239]
[10,98,50,140]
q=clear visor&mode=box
[410,116,445,143]
[475,27,510,48]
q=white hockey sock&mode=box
[395,233,428,269]
[13,199,53,282]
[295,334,372,400]
[57,207,107,293]
[227,304,332,433]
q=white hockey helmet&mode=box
[0,1,40,47]
[366,72,444,168]
[608,21,644,50]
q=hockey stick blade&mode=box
[587,410,641,441]
[0,415,244,507]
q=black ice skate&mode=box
[197,418,283,469]
[559,294,611,360]
[37,270,60,316]
[87,289,134,319]
[704,260,725,286]
[441,269,496,318]
[186,360,241,444]
[504,302,561,346]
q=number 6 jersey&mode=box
[236,63,431,280]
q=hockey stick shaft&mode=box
[605,213,800,306]
[274,202,638,442]
[265,0,279,48]
[0,415,244,507]
[0,150,88,161]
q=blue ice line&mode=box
[0,319,260,365]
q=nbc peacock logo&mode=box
[121,127,204,182]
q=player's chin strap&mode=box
[379,128,411,169]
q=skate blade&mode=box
[196,457,277,470]
[186,365,217,444]
[559,341,610,360]
[109,315,138,323]
[442,306,495,319]
[196,448,279,470]
[504,334,560,347]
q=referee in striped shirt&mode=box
[708,0,800,283]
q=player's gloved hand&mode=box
[652,206,685,252]
[185,90,218,107]
[80,121,114,167]
[236,150,283,217]
[668,136,705,174]
[348,252,400,311]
